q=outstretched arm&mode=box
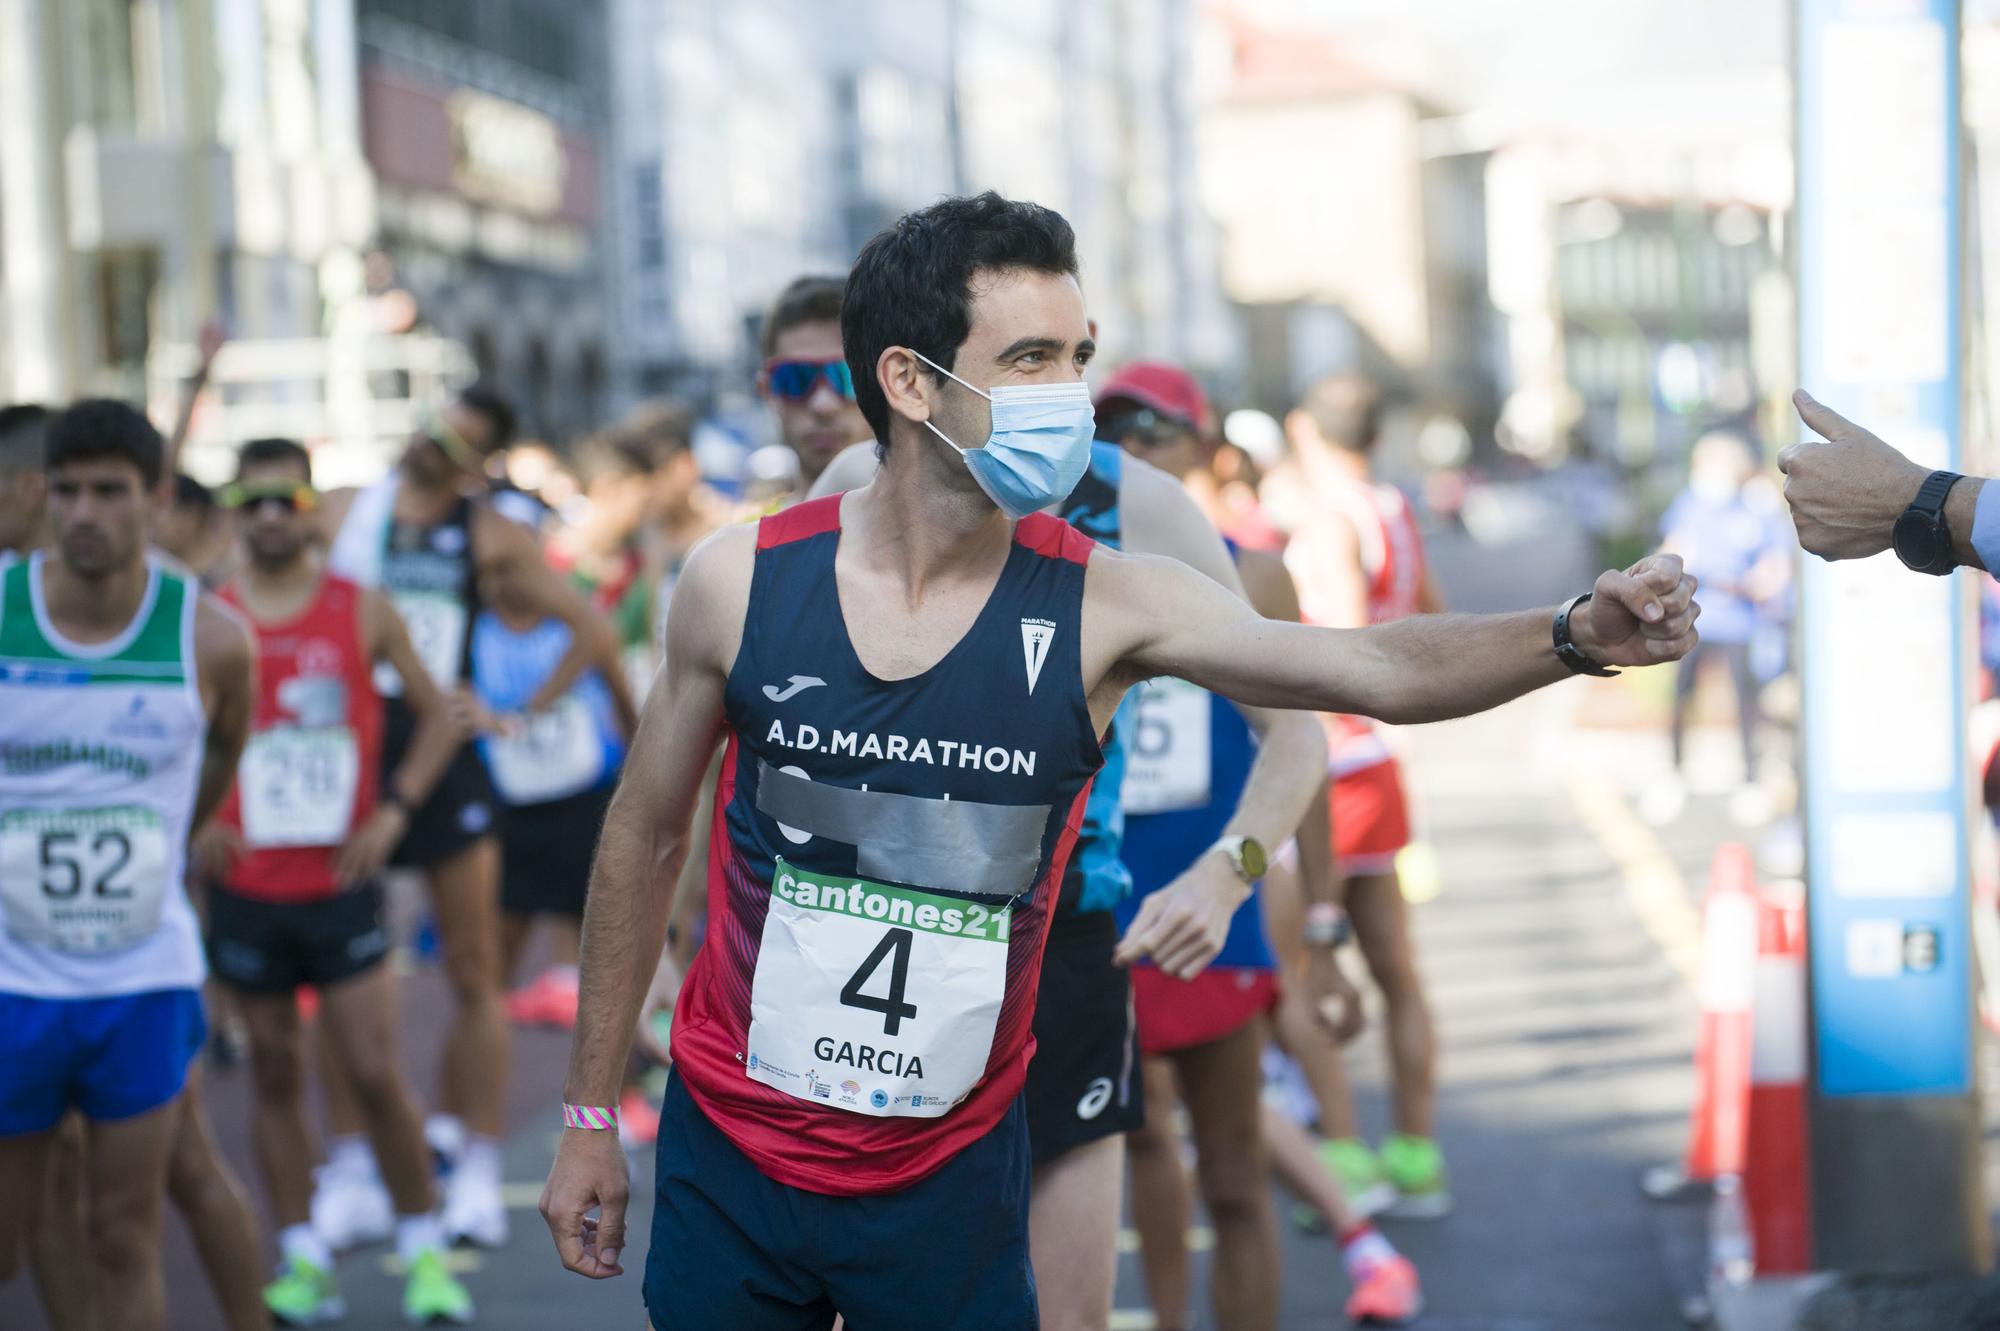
[541,525,750,1282]
[1087,548,1698,726]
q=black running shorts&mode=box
[1025,906,1145,1165]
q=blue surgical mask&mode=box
[913,350,1097,519]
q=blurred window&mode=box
[634,162,664,270]
[78,0,138,129]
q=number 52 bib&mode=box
[0,806,169,953]
[745,860,1012,1118]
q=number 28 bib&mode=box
[745,860,1012,1118]
[240,727,361,848]
[0,806,169,954]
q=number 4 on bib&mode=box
[745,860,1012,1118]
[840,927,919,1036]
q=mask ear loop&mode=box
[910,348,992,457]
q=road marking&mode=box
[502,1181,546,1209]
[376,1248,484,1275]
[1567,770,1701,989]
[1109,1231,1214,1331]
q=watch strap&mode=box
[1900,470,1965,574]
[1214,835,1256,884]
[1553,593,1619,678]
[1913,469,1964,516]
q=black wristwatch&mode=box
[1892,470,1964,575]
[1553,592,1618,677]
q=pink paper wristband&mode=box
[563,1103,619,1130]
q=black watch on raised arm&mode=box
[1552,592,1619,678]
[1892,470,1964,575]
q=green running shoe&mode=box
[1321,1137,1397,1220]
[264,1253,344,1326]
[1380,1133,1453,1219]
[403,1247,475,1326]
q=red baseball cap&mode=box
[1094,362,1214,434]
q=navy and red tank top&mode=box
[217,573,383,902]
[670,496,1104,1194]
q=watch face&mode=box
[1239,837,1268,880]
[1893,511,1941,570]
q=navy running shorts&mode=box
[643,1071,1038,1330]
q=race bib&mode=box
[486,695,605,805]
[378,592,466,693]
[240,727,360,848]
[1122,677,1212,815]
[0,807,170,954]
[745,860,1012,1118]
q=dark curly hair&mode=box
[841,192,1079,451]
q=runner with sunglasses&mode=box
[313,384,628,1250]
[198,438,477,1323]
[757,275,873,497]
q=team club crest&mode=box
[1020,619,1055,695]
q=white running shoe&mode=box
[311,1157,395,1253]
[441,1158,510,1249]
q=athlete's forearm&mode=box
[191,735,242,832]
[1295,778,1341,909]
[1220,710,1324,870]
[1343,609,1568,723]
[565,793,689,1106]
[526,614,620,714]
[192,644,253,829]
[386,703,458,809]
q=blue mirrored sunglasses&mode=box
[764,358,856,402]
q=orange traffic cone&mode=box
[1743,883,1811,1273]
[1683,843,1759,1182]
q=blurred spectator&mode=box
[0,405,51,555]
[1645,430,1791,826]
[157,472,233,587]
[1095,362,1281,550]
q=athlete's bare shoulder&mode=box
[665,520,757,674]
[1116,452,1236,582]
[1234,546,1301,623]
[192,589,255,701]
[807,441,880,500]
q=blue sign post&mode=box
[1796,0,1988,1273]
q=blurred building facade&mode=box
[1193,8,1504,451]
[0,0,375,405]
[1485,139,1790,476]
[355,0,612,442]
[0,0,617,447]
[606,0,1233,413]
